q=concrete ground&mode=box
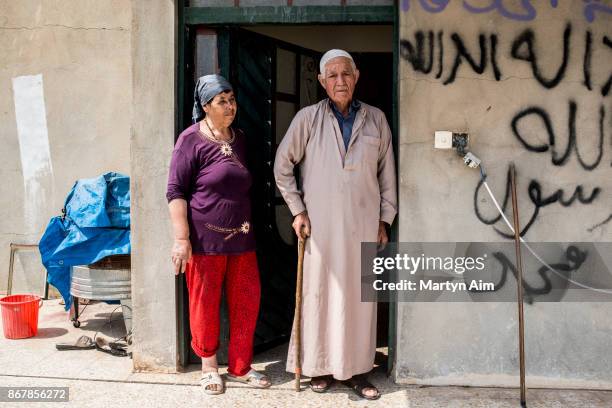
[1,299,611,407]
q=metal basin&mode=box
[70,265,131,300]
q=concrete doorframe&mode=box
[130,0,179,372]
[129,1,398,373]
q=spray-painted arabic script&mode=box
[401,0,612,23]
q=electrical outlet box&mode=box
[434,131,453,149]
[453,133,469,155]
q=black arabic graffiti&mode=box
[588,214,612,232]
[511,101,605,171]
[510,25,571,89]
[399,19,611,237]
[400,25,612,94]
[602,35,612,96]
[400,31,502,84]
[474,165,602,238]
[468,246,587,302]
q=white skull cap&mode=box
[319,49,354,74]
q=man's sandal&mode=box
[200,371,225,395]
[310,375,334,393]
[341,375,381,400]
[226,369,271,388]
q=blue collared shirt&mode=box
[330,99,361,150]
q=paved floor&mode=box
[1,299,611,407]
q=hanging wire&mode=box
[93,303,133,355]
[479,168,612,295]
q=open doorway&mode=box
[180,23,394,369]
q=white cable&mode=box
[483,180,612,295]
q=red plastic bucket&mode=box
[0,294,43,339]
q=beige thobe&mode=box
[274,99,397,380]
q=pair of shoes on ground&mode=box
[55,335,129,357]
[310,374,380,400]
[200,368,271,395]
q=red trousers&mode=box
[185,252,261,377]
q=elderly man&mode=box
[274,49,397,400]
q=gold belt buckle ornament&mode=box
[205,221,250,240]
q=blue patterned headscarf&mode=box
[192,74,234,123]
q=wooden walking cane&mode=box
[294,236,306,392]
[510,164,527,408]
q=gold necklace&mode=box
[203,118,235,157]
[200,119,245,169]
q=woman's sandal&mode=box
[200,371,225,395]
[341,375,381,400]
[310,375,334,393]
[226,369,271,388]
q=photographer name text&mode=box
[373,279,495,292]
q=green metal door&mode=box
[227,28,296,356]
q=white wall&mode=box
[0,1,131,294]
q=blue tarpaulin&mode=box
[39,172,130,310]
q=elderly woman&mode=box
[166,74,271,395]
